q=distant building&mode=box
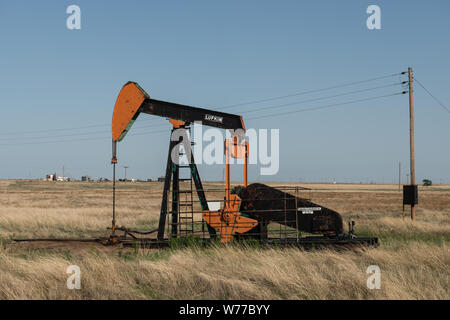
[45,173,69,182]
[157,176,165,182]
[45,173,57,181]
[81,176,92,182]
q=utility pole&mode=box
[122,166,129,181]
[62,165,65,181]
[408,67,416,220]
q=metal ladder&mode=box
[176,141,195,236]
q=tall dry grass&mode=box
[0,180,448,299]
[0,243,448,299]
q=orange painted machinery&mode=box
[111,82,258,243]
[110,82,379,248]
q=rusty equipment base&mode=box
[126,235,378,249]
[114,235,379,250]
[13,233,378,250]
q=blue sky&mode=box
[0,0,449,183]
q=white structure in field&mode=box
[45,173,69,181]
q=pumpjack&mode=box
[110,82,378,248]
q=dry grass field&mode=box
[0,180,448,300]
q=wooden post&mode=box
[408,67,416,220]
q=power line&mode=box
[0,123,110,136]
[0,117,166,136]
[0,72,406,145]
[1,82,402,141]
[0,92,406,145]
[0,136,109,146]
[0,71,404,137]
[0,128,115,141]
[218,72,404,109]
[0,128,168,146]
[414,78,450,114]
[0,122,169,141]
[246,91,407,121]
[239,82,403,115]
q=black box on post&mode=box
[403,185,418,205]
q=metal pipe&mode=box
[112,140,117,235]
